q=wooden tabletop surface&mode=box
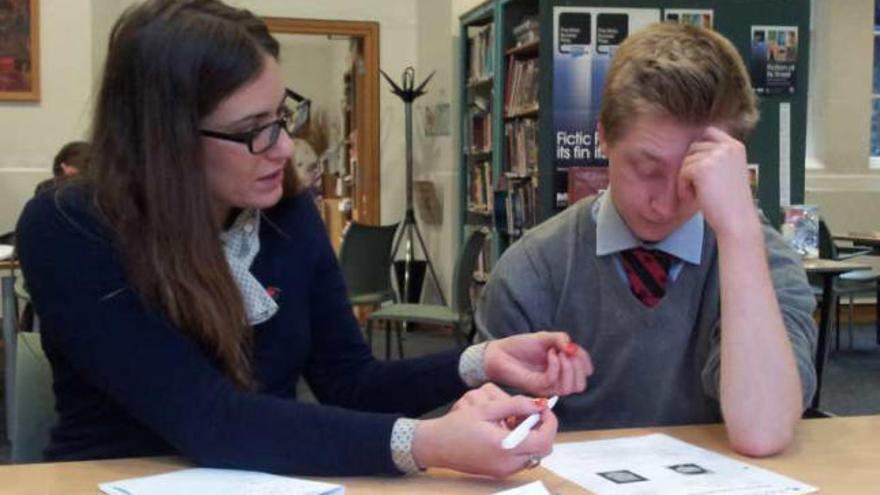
[0,259,19,271]
[833,232,880,246]
[0,415,878,494]
[802,258,871,274]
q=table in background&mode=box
[834,232,880,253]
[803,258,871,410]
[0,416,878,494]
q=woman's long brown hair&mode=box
[89,0,293,388]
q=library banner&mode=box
[552,6,659,208]
[749,25,799,96]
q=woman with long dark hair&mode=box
[16,0,591,477]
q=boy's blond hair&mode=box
[599,22,758,144]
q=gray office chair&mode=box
[366,229,488,359]
[338,222,399,311]
[813,219,879,348]
[10,331,57,463]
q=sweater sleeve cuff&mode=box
[458,342,489,388]
[390,417,423,474]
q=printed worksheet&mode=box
[542,434,816,495]
[491,481,552,495]
[99,468,344,495]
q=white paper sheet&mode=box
[491,480,552,495]
[99,468,344,495]
[0,244,13,261]
[542,434,816,495]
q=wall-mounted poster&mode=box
[552,6,659,208]
[750,25,798,96]
[664,9,713,29]
[423,103,450,137]
[0,0,39,101]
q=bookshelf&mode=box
[459,0,543,271]
[499,0,540,246]
[460,0,811,269]
[459,1,498,282]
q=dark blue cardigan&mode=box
[16,187,467,475]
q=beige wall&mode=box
[91,1,133,84]
[0,2,97,234]
[805,0,880,232]
[410,0,458,302]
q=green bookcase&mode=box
[459,0,809,272]
[459,0,500,280]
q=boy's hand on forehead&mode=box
[678,126,761,240]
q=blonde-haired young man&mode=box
[477,23,816,457]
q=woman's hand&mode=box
[484,331,593,397]
[412,384,557,478]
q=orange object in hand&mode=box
[504,398,547,430]
[563,342,578,356]
[504,415,520,429]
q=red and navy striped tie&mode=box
[620,248,674,307]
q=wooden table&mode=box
[834,232,880,251]
[802,258,871,410]
[0,416,877,493]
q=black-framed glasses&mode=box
[200,88,311,154]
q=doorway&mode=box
[264,18,380,251]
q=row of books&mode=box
[512,16,539,47]
[468,23,494,83]
[504,57,539,115]
[468,160,493,212]
[469,109,493,153]
[504,119,538,177]
[504,182,538,237]
[501,15,540,241]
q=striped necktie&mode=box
[620,247,675,307]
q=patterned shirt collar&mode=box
[221,209,278,325]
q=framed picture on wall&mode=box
[0,0,39,101]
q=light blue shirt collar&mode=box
[593,188,704,265]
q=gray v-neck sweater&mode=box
[477,197,817,431]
